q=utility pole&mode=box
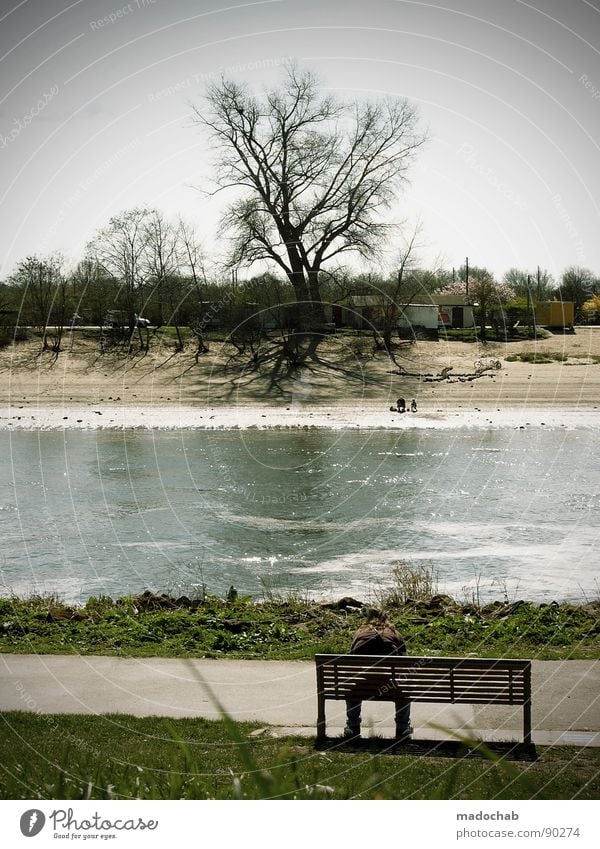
[465,256,469,298]
[529,273,537,339]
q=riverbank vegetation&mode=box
[1,711,597,800]
[1,586,598,661]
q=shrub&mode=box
[377,561,439,607]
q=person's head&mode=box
[364,607,388,626]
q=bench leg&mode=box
[524,699,532,746]
[523,663,532,745]
[317,694,326,741]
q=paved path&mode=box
[1,655,599,746]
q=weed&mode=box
[376,561,439,608]
[505,351,568,364]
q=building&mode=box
[436,295,476,329]
[534,301,574,329]
[325,292,477,331]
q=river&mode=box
[0,427,598,604]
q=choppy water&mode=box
[0,427,598,604]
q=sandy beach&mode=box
[1,327,598,429]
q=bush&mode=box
[377,562,439,607]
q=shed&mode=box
[436,295,476,329]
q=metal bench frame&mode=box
[315,654,532,743]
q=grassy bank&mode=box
[1,712,597,800]
[1,591,598,660]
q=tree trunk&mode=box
[174,324,184,352]
[307,270,326,328]
[285,246,325,332]
[479,307,487,343]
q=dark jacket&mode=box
[350,622,406,656]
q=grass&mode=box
[1,590,598,661]
[1,712,598,800]
[505,351,568,363]
[439,327,542,343]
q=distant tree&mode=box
[0,280,22,344]
[143,210,192,350]
[503,267,554,302]
[441,269,514,342]
[9,254,67,351]
[557,266,595,308]
[177,219,207,309]
[240,271,292,331]
[89,208,152,335]
[582,293,600,323]
[177,219,211,360]
[71,257,116,326]
[194,63,425,333]
[503,267,528,293]
[377,226,444,354]
[0,280,18,315]
[533,268,555,301]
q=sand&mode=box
[1,327,599,430]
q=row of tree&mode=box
[1,222,597,346]
[1,65,599,355]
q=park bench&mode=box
[315,654,532,744]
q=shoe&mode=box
[343,726,361,740]
[395,725,413,743]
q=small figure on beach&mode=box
[396,398,406,413]
[410,399,417,413]
[344,608,412,742]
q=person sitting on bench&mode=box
[344,608,412,741]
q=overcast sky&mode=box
[1,0,600,283]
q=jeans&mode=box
[345,698,411,735]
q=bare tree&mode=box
[194,64,425,333]
[144,211,191,350]
[71,257,116,326]
[177,219,210,360]
[378,226,443,354]
[503,267,554,302]
[89,208,152,339]
[10,254,67,352]
[558,266,595,309]
[503,267,529,295]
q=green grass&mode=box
[439,327,541,343]
[1,712,597,800]
[1,593,598,661]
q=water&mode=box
[0,427,598,604]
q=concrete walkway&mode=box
[1,654,599,746]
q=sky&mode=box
[1,0,600,283]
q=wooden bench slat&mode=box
[317,654,530,668]
[321,673,527,684]
[321,677,526,688]
[324,684,527,695]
